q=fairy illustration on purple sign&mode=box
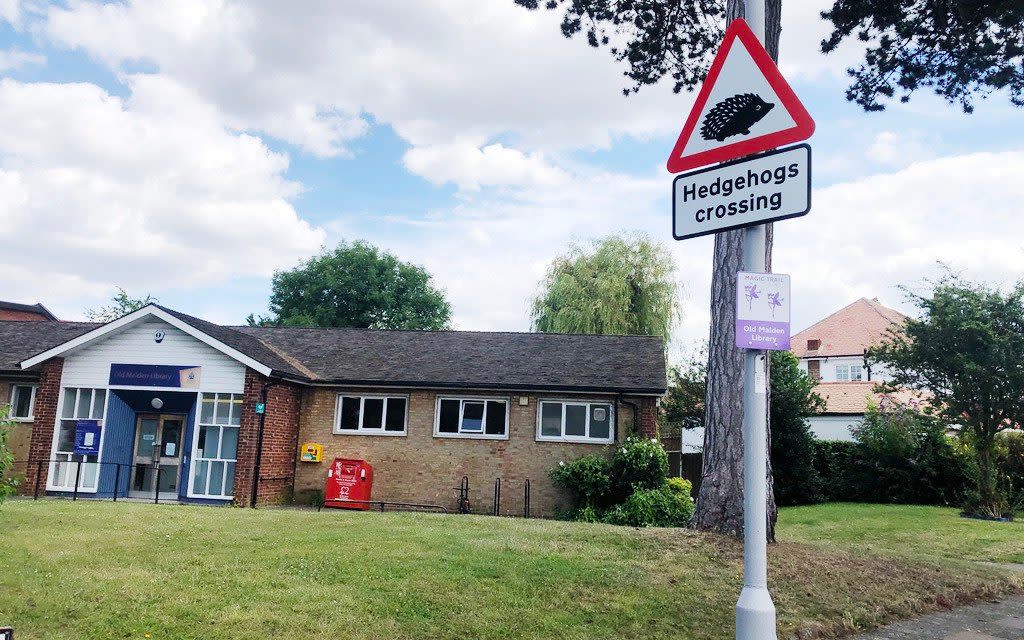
[767,291,784,317]
[743,283,760,310]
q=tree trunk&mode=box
[691,0,781,541]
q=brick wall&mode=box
[293,388,658,517]
[638,396,659,438]
[22,359,63,494]
[0,309,49,321]
[233,368,302,506]
[0,379,36,475]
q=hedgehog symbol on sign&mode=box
[666,19,814,173]
[701,93,775,142]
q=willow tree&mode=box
[531,233,680,340]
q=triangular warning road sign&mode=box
[666,19,814,174]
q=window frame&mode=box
[835,364,850,382]
[47,386,108,493]
[9,384,37,421]
[848,364,864,382]
[433,396,510,440]
[187,391,241,500]
[332,394,409,436]
[535,399,615,444]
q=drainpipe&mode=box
[618,394,639,439]
[250,380,279,509]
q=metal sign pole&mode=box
[736,1,777,639]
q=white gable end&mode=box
[61,318,246,393]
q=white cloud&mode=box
[335,150,1024,365]
[867,131,937,167]
[776,151,1024,332]
[403,142,569,191]
[0,47,44,71]
[39,1,687,180]
[0,76,324,306]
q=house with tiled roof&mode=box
[791,297,908,440]
[0,303,665,515]
[0,299,57,321]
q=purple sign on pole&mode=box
[736,272,791,350]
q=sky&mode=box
[1,0,1022,367]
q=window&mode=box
[835,364,848,381]
[9,384,36,420]
[190,393,241,499]
[849,364,863,381]
[435,397,508,438]
[807,339,820,351]
[334,395,408,435]
[50,387,107,492]
[536,400,614,443]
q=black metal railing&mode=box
[10,459,184,504]
[6,461,536,518]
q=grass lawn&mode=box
[0,500,1020,640]
[779,503,1024,565]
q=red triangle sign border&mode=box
[666,18,815,174]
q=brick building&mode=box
[0,300,57,322]
[1,304,665,515]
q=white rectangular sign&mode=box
[672,144,810,240]
[736,271,791,351]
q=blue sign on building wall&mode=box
[109,363,201,388]
[73,420,102,456]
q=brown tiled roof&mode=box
[792,298,906,358]
[1,304,667,394]
[814,381,928,415]
[0,321,99,374]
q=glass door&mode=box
[130,416,183,499]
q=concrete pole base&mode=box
[736,585,777,640]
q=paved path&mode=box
[853,594,1024,639]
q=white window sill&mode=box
[536,435,614,445]
[332,429,407,437]
[434,432,509,441]
[10,417,33,422]
[47,486,98,494]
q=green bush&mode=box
[852,402,973,506]
[996,431,1024,514]
[550,454,612,510]
[610,436,668,502]
[553,439,691,527]
[770,352,825,506]
[813,440,860,502]
[666,476,692,496]
[602,486,694,528]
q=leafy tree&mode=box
[822,1,1024,113]
[668,350,824,506]
[530,233,681,340]
[769,351,825,506]
[84,287,157,322]
[0,405,20,504]
[252,241,452,330]
[661,350,706,438]
[870,277,1024,517]
[515,0,1022,112]
[851,399,974,506]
